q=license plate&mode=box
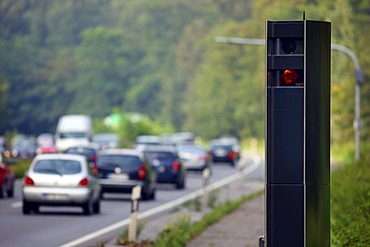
[109,173,129,180]
[42,194,68,201]
[157,166,165,173]
[215,149,227,156]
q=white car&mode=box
[22,153,101,215]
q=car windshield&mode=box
[212,145,232,150]
[145,151,176,161]
[60,132,87,139]
[66,148,95,157]
[178,146,205,155]
[34,159,81,175]
[98,155,141,169]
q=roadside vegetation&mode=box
[112,190,263,247]
[331,146,370,246]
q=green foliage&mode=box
[9,159,32,179]
[152,190,263,246]
[331,154,370,246]
[0,0,369,149]
[116,220,147,246]
[114,111,174,148]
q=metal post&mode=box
[331,43,364,161]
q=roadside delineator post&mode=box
[128,185,141,242]
[202,168,210,208]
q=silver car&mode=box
[22,154,101,215]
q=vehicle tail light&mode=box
[79,178,89,187]
[92,164,98,176]
[24,176,35,186]
[138,166,147,180]
[172,160,181,171]
[228,151,235,160]
[91,154,97,162]
[197,156,207,161]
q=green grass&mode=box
[8,158,32,179]
[116,219,148,245]
[151,190,264,247]
[331,152,370,246]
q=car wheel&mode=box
[150,188,156,200]
[32,204,39,214]
[176,176,186,189]
[82,200,93,215]
[7,182,14,198]
[141,189,151,201]
[230,160,236,167]
[0,185,5,198]
[22,201,32,215]
[93,199,100,214]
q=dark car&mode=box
[96,149,156,200]
[65,145,100,164]
[64,144,101,175]
[177,144,211,172]
[11,135,38,159]
[0,136,9,155]
[143,146,186,189]
[209,138,241,167]
[0,156,15,198]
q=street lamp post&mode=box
[215,37,364,161]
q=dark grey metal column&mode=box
[304,20,331,247]
[265,20,330,247]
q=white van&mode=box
[55,115,93,152]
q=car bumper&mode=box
[22,187,92,204]
[183,161,208,171]
[98,179,145,193]
[156,172,180,184]
[212,156,233,163]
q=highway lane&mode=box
[0,153,262,247]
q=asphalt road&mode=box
[0,154,262,247]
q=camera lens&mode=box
[282,39,296,54]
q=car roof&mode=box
[142,145,177,153]
[66,143,101,150]
[33,153,87,162]
[100,148,142,156]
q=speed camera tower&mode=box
[265,19,331,247]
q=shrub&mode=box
[331,155,370,246]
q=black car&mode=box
[209,138,241,167]
[143,145,186,189]
[11,135,38,159]
[64,144,100,164]
[64,144,100,175]
[96,149,156,200]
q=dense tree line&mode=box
[0,0,369,146]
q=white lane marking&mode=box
[59,153,262,247]
[11,201,23,208]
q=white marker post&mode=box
[202,168,210,208]
[128,185,141,242]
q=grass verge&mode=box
[151,189,264,247]
[331,153,370,246]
